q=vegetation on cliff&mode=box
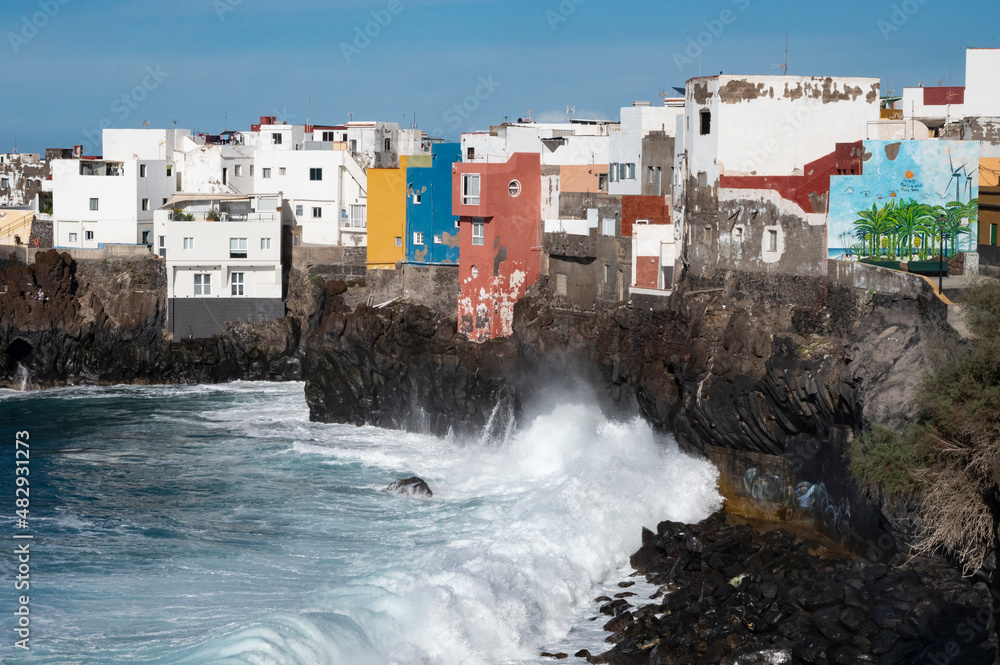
[849,280,1000,574]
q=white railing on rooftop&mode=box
[168,212,277,223]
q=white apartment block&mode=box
[253,147,367,246]
[153,194,287,339]
[609,101,684,197]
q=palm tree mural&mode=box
[852,198,979,261]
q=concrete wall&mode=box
[827,259,940,300]
[168,297,284,339]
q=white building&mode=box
[674,74,880,278]
[153,194,288,339]
[50,129,187,248]
[252,147,368,246]
[609,101,684,197]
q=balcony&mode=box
[167,211,278,223]
[80,161,124,176]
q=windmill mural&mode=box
[827,140,980,260]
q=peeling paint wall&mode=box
[0,154,47,208]
[454,153,541,342]
[677,74,879,281]
[405,143,461,265]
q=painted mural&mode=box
[828,141,980,260]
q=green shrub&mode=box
[848,425,932,500]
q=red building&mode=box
[452,153,542,342]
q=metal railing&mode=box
[167,211,277,223]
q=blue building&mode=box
[405,143,461,265]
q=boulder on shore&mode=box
[384,477,433,498]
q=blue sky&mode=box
[1,0,997,154]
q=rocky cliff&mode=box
[0,250,305,389]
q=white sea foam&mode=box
[186,400,721,665]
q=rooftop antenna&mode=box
[13,139,17,154]
[527,108,535,122]
[772,33,788,75]
[308,97,311,127]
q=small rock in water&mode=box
[383,477,433,498]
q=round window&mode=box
[508,180,521,197]
[471,266,479,279]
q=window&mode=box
[184,237,194,250]
[467,147,475,161]
[609,163,618,183]
[310,168,323,181]
[230,237,247,259]
[167,165,173,176]
[463,174,481,205]
[623,163,635,180]
[604,265,612,283]
[69,232,78,243]
[471,266,479,279]
[768,229,778,252]
[279,167,287,176]
[413,192,422,204]
[140,164,147,178]
[395,236,402,247]
[262,168,272,179]
[194,274,212,296]
[250,165,254,177]
[648,167,655,184]
[312,207,322,218]
[598,173,609,192]
[992,224,998,246]
[1,178,8,188]
[384,138,392,151]
[413,231,425,245]
[601,218,615,236]
[434,235,443,244]
[235,165,243,177]
[261,238,271,250]
[90,198,99,211]
[85,230,94,241]
[141,231,150,245]
[703,227,711,244]
[158,235,166,258]
[700,110,712,135]
[162,198,168,206]
[508,180,521,198]
[698,171,708,188]
[231,272,244,296]
[350,205,366,228]
[322,131,335,142]
[296,205,304,217]
[142,198,149,211]
[734,227,743,242]
[272,133,283,145]
[472,219,485,246]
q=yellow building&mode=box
[0,209,34,246]
[366,156,409,269]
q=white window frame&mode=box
[279,167,287,176]
[85,230,94,241]
[413,231,425,246]
[234,164,243,177]
[312,207,322,219]
[89,198,99,211]
[272,133,283,145]
[230,237,248,258]
[262,168,272,179]
[296,204,304,217]
[472,220,485,246]
[183,237,194,250]
[768,229,778,252]
[350,205,366,228]
[462,174,481,206]
[194,273,212,296]
[68,232,78,243]
[231,272,245,296]
[261,238,271,250]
